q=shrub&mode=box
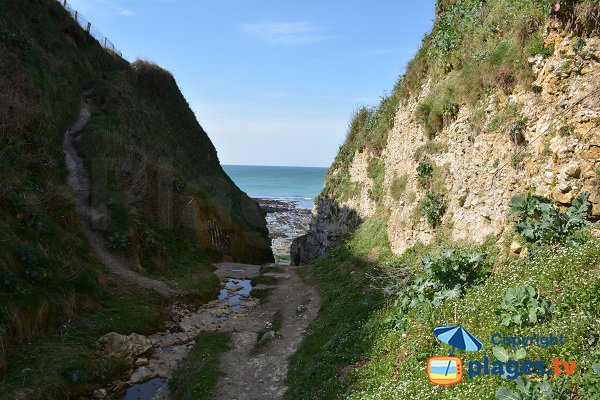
[507,118,527,145]
[416,160,434,187]
[496,377,553,400]
[498,285,553,327]
[510,192,591,248]
[107,231,129,250]
[418,191,447,228]
[388,248,490,313]
[580,364,600,399]
[528,33,555,58]
[423,248,488,293]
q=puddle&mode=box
[218,278,252,305]
[123,377,165,400]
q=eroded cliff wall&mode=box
[293,7,600,264]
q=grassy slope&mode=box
[287,220,600,399]
[0,0,267,397]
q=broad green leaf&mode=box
[493,346,510,363]
[496,387,521,400]
[514,376,528,393]
[514,348,527,361]
[539,381,553,399]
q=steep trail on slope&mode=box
[63,98,185,297]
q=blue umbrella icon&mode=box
[434,325,483,355]
[434,325,483,376]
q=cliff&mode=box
[293,0,600,265]
[0,0,272,383]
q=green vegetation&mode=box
[322,0,598,206]
[416,160,434,187]
[488,101,523,133]
[323,96,397,201]
[367,157,386,202]
[169,332,231,400]
[418,192,448,228]
[415,79,460,138]
[390,174,408,200]
[0,0,270,396]
[288,198,600,398]
[286,220,389,400]
[510,192,592,248]
[528,33,556,58]
[415,158,448,228]
[0,278,165,398]
[414,140,448,161]
[498,285,554,328]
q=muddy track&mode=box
[63,100,185,297]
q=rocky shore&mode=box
[254,199,312,264]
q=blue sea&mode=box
[223,165,328,209]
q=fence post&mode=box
[63,0,67,6]
[86,22,91,33]
[74,10,78,22]
[104,38,107,48]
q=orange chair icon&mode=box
[426,356,463,386]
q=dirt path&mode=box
[213,264,319,400]
[114,262,319,399]
[63,101,185,297]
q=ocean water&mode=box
[223,165,328,209]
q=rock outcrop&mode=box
[98,332,153,361]
[291,198,360,265]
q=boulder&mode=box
[98,332,153,361]
[135,357,149,367]
[561,162,581,178]
[130,366,154,384]
[92,389,107,399]
[509,241,524,255]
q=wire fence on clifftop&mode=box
[57,0,123,58]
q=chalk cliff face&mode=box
[292,20,600,265]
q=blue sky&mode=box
[68,0,436,167]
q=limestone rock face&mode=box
[291,198,360,265]
[98,332,153,361]
[297,25,600,259]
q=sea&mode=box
[223,165,328,209]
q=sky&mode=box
[67,0,436,167]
